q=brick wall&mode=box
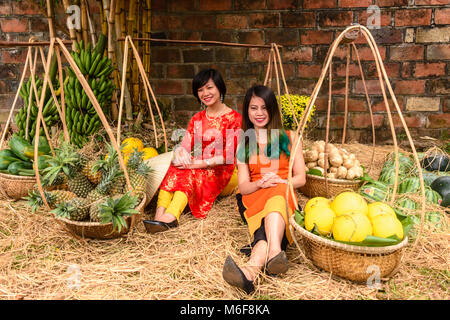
[0,0,448,144]
[150,0,450,144]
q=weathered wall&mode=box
[0,0,449,144]
[149,0,450,144]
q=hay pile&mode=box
[0,143,448,300]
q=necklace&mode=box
[205,104,227,120]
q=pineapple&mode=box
[25,189,77,213]
[87,167,124,222]
[129,161,152,203]
[82,160,102,185]
[84,143,122,185]
[96,192,139,233]
[42,142,94,198]
[51,197,91,221]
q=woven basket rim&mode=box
[0,171,37,182]
[55,194,146,228]
[290,215,409,255]
[305,173,362,186]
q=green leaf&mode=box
[307,168,323,177]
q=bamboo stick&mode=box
[62,0,78,51]
[74,0,82,43]
[46,0,56,39]
[118,37,276,48]
[81,0,89,44]
[85,0,97,45]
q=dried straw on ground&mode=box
[0,143,448,300]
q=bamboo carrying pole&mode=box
[287,24,426,246]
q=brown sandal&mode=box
[222,256,255,295]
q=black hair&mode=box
[192,69,227,103]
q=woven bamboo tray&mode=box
[56,194,146,240]
[299,173,363,198]
[0,172,37,200]
[290,215,408,283]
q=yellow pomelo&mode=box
[367,202,396,221]
[305,197,331,214]
[371,214,404,239]
[142,147,159,160]
[305,206,336,236]
[220,167,238,196]
[121,137,144,154]
[331,191,368,216]
[332,213,373,242]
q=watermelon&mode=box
[360,184,389,203]
[396,197,418,214]
[430,176,450,198]
[379,167,397,185]
[422,171,439,186]
[425,187,442,205]
[398,177,420,194]
[441,193,450,207]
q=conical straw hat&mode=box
[143,151,174,205]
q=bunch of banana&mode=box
[64,35,115,148]
[15,72,60,142]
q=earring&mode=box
[220,94,224,103]
[201,102,205,109]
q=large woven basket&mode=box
[290,215,408,283]
[299,174,363,198]
[0,172,37,200]
[56,194,146,240]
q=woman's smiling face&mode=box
[197,78,221,107]
[248,95,269,129]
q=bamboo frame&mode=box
[287,24,426,246]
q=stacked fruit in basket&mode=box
[64,35,115,148]
[24,139,153,232]
[0,134,51,177]
[304,140,364,180]
[296,191,413,246]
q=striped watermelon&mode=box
[425,187,442,205]
[379,167,397,185]
[396,197,418,214]
[360,183,389,203]
[422,171,439,186]
[398,177,420,194]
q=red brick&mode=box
[202,31,233,43]
[281,12,315,28]
[282,47,313,62]
[12,1,41,14]
[151,0,166,11]
[395,9,432,27]
[0,18,28,33]
[358,10,392,27]
[351,114,384,128]
[318,11,353,27]
[327,115,346,129]
[391,115,423,128]
[316,46,348,63]
[374,0,408,6]
[249,13,280,28]
[394,80,426,95]
[303,0,336,9]
[150,48,181,63]
[427,79,450,94]
[435,8,450,25]
[0,3,12,14]
[427,114,450,129]
[237,31,265,45]
[1,49,28,64]
[443,99,449,113]
[371,97,404,112]
[301,30,334,45]
[339,0,372,6]
[153,80,184,95]
[298,64,323,78]
[313,96,329,112]
[151,15,182,30]
[249,48,271,62]
[182,15,216,30]
[268,0,298,9]
[183,48,214,63]
[235,0,266,10]
[217,14,247,29]
[401,62,413,78]
[199,0,232,10]
[333,63,361,78]
[168,0,194,12]
[354,80,384,94]
[414,63,446,78]
[335,97,368,112]
[416,0,449,5]
[427,44,450,60]
[169,31,201,41]
[265,29,299,46]
[352,46,386,61]
[354,28,402,44]
[166,65,196,79]
[366,62,400,79]
[390,45,425,61]
[215,48,247,63]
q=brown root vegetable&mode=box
[329,154,343,167]
[343,159,355,169]
[327,172,337,179]
[318,158,329,170]
[305,149,319,162]
[330,167,338,174]
[337,166,348,179]
[346,167,357,180]
[306,161,317,169]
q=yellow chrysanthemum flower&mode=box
[278,94,316,130]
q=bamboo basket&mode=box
[285,24,427,282]
[290,215,408,282]
[56,194,146,239]
[0,172,37,199]
[299,174,363,198]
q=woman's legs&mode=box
[264,211,286,261]
[154,190,188,223]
